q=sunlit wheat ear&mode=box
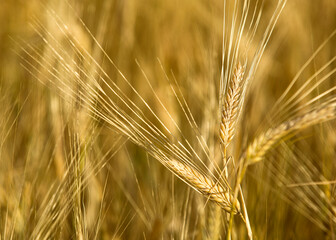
[168,159,240,214]
[220,62,245,148]
[243,103,336,165]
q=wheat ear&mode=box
[168,159,241,214]
[244,103,336,165]
[220,62,245,148]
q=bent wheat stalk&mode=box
[168,159,240,214]
[16,9,242,214]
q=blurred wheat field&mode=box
[1,0,336,239]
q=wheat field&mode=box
[1,0,336,239]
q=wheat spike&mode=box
[220,62,245,148]
[168,159,241,214]
[244,103,336,165]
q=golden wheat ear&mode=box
[220,62,245,149]
[168,159,240,214]
[243,103,336,165]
